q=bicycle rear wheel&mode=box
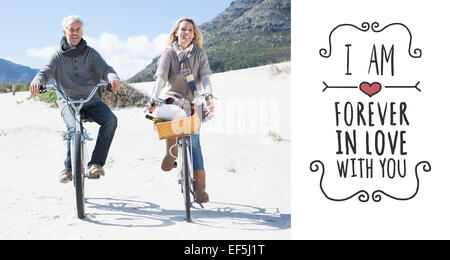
[72,134,85,219]
[180,137,191,222]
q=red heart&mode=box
[359,82,382,97]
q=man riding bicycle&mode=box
[30,15,123,183]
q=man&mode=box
[30,15,122,183]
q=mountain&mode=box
[127,0,291,83]
[0,58,39,84]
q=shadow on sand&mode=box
[84,197,290,231]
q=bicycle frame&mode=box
[48,81,109,173]
[147,93,214,223]
[176,98,207,222]
[42,81,110,218]
[178,134,195,222]
[70,104,89,178]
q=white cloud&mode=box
[26,46,58,60]
[26,32,169,80]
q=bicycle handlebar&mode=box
[39,82,112,105]
[193,93,215,106]
[145,93,217,120]
[148,93,216,111]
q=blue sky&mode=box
[0,0,234,79]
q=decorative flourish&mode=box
[320,22,422,59]
[310,161,431,202]
[322,81,358,92]
[385,81,421,92]
[371,22,422,58]
[310,160,370,202]
[319,22,370,58]
[371,161,431,202]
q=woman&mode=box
[147,17,214,203]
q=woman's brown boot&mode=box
[161,138,178,171]
[194,169,209,203]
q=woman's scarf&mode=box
[60,36,88,58]
[173,41,195,76]
[173,41,198,95]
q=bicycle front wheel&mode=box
[180,137,191,222]
[72,134,85,219]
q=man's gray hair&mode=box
[62,15,84,30]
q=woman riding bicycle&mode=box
[146,17,214,203]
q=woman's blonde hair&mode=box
[168,17,203,48]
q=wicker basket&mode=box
[155,113,201,140]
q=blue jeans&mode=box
[191,134,203,170]
[61,100,117,170]
[191,105,204,170]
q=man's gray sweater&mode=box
[32,44,120,107]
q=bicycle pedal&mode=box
[87,175,100,180]
[197,202,204,209]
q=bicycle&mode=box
[147,93,213,222]
[40,81,112,219]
